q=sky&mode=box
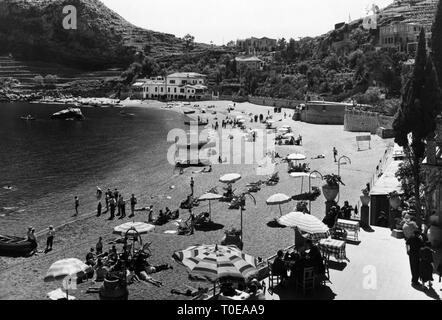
[101,0,394,45]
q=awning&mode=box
[370,160,403,196]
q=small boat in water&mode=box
[0,234,35,257]
[183,110,196,115]
[51,107,85,121]
[20,115,36,121]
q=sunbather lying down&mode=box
[312,154,326,159]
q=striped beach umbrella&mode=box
[172,244,258,284]
[278,212,330,240]
[266,193,292,216]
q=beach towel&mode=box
[164,230,178,234]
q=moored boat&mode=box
[0,235,34,257]
[20,115,36,121]
[183,110,196,115]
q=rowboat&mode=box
[183,110,196,115]
[0,235,35,257]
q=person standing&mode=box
[109,196,116,220]
[96,237,103,256]
[129,194,137,218]
[114,189,119,215]
[117,194,122,217]
[190,177,195,195]
[333,147,338,162]
[97,201,102,217]
[119,196,126,219]
[105,189,110,213]
[45,226,55,252]
[28,227,37,255]
[406,230,424,286]
[419,242,435,288]
[148,205,154,223]
[74,196,79,216]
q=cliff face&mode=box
[0,0,189,70]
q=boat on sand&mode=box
[0,235,35,257]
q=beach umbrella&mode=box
[198,193,223,220]
[290,172,320,192]
[172,244,258,292]
[283,133,296,138]
[266,193,292,216]
[44,258,90,299]
[278,212,330,240]
[287,153,307,161]
[113,222,155,236]
[219,173,241,184]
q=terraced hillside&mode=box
[0,0,206,71]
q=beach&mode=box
[0,99,392,300]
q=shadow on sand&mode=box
[195,222,225,232]
[267,220,287,229]
[412,283,441,300]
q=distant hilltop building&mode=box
[236,37,277,53]
[131,72,209,100]
[235,56,265,71]
[378,21,426,54]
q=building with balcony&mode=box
[235,56,264,71]
[378,22,424,53]
[131,73,209,100]
[236,37,277,53]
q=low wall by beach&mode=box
[248,96,303,109]
[344,108,395,133]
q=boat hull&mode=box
[0,235,34,257]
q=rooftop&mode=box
[167,72,206,78]
[235,56,263,62]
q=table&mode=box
[336,219,360,241]
[318,239,348,262]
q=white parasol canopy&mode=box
[287,153,307,161]
[278,212,330,240]
[219,173,242,184]
[266,193,292,216]
[113,222,155,236]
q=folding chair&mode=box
[267,260,282,294]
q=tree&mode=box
[393,28,442,217]
[183,34,195,52]
[432,0,442,92]
[33,75,44,86]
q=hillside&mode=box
[0,0,204,70]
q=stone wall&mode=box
[344,107,395,133]
[248,96,303,109]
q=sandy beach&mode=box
[0,99,392,300]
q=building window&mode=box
[168,88,170,92]
[160,87,163,92]
[155,87,158,92]
[180,89,185,93]
[174,88,177,93]
[169,80,176,84]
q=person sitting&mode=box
[220,282,237,297]
[86,248,96,266]
[108,245,118,263]
[306,240,325,279]
[95,259,108,282]
[272,250,288,281]
[340,201,353,220]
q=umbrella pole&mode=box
[209,200,211,221]
[279,204,282,216]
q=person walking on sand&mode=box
[74,196,79,216]
[109,196,116,220]
[45,226,55,253]
[129,194,137,218]
[190,177,195,195]
[333,147,338,163]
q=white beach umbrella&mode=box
[266,193,292,216]
[283,133,296,138]
[278,212,330,240]
[44,258,90,300]
[290,172,321,192]
[219,173,242,184]
[198,193,223,219]
[287,153,307,161]
[113,222,155,236]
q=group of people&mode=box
[406,230,435,288]
[84,237,173,287]
[25,225,55,255]
[271,239,326,286]
[322,201,355,228]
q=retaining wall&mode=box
[344,108,395,133]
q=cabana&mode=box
[369,160,403,226]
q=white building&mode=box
[132,72,209,100]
